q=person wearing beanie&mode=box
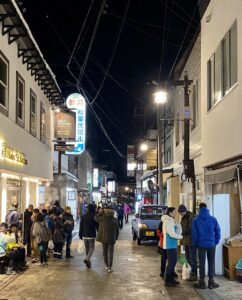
[178,204,197,281]
[192,203,221,289]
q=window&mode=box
[222,21,237,95]
[0,52,8,114]
[30,90,37,136]
[164,146,171,165]
[16,73,25,126]
[192,80,198,129]
[40,102,46,143]
[175,111,180,146]
[208,21,237,110]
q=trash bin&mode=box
[235,259,242,283]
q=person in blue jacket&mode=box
[192,203,221,289]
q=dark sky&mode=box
[20,0,206,181]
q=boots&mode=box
[208,279,219,289]
[194,280,206,289]
[188,272,198,281]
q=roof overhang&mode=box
[0,0,64,104]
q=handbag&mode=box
[77,239,85,255]
[182,263,191,280]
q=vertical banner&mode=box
[127,145,135,177]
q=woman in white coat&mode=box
[162,207,183,287]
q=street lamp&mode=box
[154,90,167,205]
[140,143,148,152]
[125,186,129,192]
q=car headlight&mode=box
[138,223,148,229]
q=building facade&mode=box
[0,1,63,221]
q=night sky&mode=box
[20,0,207,181]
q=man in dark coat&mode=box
[79,204,98,268]
[117,204,124,230]
[94,206,119,273]
[178,204,197,281]
[23,204,34,257]
[62,206,74,259]
[192,203,221,289]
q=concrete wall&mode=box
[201,0,242,166]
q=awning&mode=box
[140,168,173,181]
[204,165,239,184]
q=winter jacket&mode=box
[45,215,55,233]
[62,212,74,233]
[53,217,65,243]
[192,208,221,248]
[162,215,183,250]
[95,210,119,245]
[117,207,124,218]
[124,204,131,214]
[180,211,195,246]
[23,210,33,243]
[5,207,19,227]
[0,233,15,256]
[157,221,164,248]
[79,211,98,239]
[32,221,52,244]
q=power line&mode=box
[91,0,131,105]
[167,1,199,80]
[158,0,168,82]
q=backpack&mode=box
[40,222,52,242]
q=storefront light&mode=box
[0,173,20,180]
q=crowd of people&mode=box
[157,202,221,289]
[0,200,74,275]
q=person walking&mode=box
[62,206,74,259]
[23,204,33,257]
[53,211,65,259]
[32,213,52,266]
[95,206,119,273]
[124,203,131,224]
[79,204,98,268]
[162,207,183,287]
[192,203,221,289]
[178,204,197,281]
[117,204,124,229]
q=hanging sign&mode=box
[65,93,86,155]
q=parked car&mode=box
[131,204,167,245]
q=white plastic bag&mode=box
[182,263,191,280]
[48,240,54,250]
[77,239,85,255]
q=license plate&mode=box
[145,231,154,237]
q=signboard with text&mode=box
[65,93,86,155]
[127,145,135,177]
[54,111,76,140]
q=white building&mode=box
[201,0,242,275]
[0,1,63,221]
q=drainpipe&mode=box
[236,166,242,234]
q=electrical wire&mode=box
[77,0,107,84]
[158,0,168,82]
[91,0,131,105]
[67,0,95,69]
[167,1,199,80]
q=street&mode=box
[0,222,201,300]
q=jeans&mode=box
[38,241,48,263]
[165,248,177,278]
[125,214,129,223]
[84,239,95,261]
[185,246,197,274]
[118,217,123,229]
[102,243,114,268]
[65,232,73,257]
[198,246,216,281]
[160,248,168,275]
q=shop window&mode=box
[30,90,37,136]
[40,102,46,143]
[0,52,9,115]
[16,72,25,126]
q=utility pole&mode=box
[157,105,164,205]
[182,71,197,214]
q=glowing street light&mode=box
[154,90,168,104]
[140,143,148,152]
[125,186,129,191]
